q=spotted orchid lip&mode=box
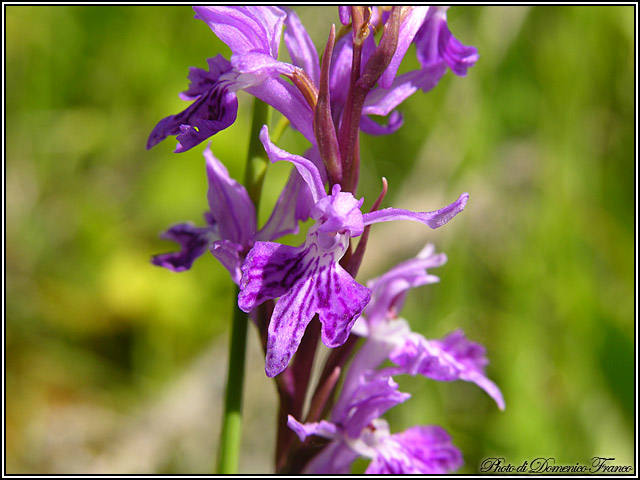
[238,225,371,378]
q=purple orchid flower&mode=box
[147,6,316,152]
[152,143,312,284]
[287,371,463,474]
[237,126,469,377]
[152,145,254,282]
[387,327,506,410]
[347,244,505,409]
[358,6,480,131]
[415,6,480,77]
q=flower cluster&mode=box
[149,6,501,474]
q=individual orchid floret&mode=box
[238,126,469,377]
[238,131,371,377]
[152,145,255,282]
[238,221,371,378]
[152,143,309,283]
[415,6,479,77]
[360,6,479,129]
[387,328,506,410]
[374,6,478,89]
[362,243,447,328]
[348,245,505,409]
[287,371,462,474]
[147,6,316,152]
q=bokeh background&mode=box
[5,5,635,474]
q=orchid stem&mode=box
[217,287,249,474]
[244,99,273,209]
[217,98,271,474]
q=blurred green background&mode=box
[5,5,635,474]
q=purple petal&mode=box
[363,73,420,117]
[396,425,464,473]
[413,62,450,92]
[415,6,478,76]
[359,111,404,136]
[259,125,326,203]
[311,184,364,238]
[438,21,479,76]
[151,221,218,272]
[363,6,479,116]
[204,146,256,246]
[335,328,408,409]
[304,440,360,474]
[261,245,370,377]
[432,330,505,409]
[365,244,446,324]
[339,373,410,439]
[287,415,337,442]
[366,425,463,474]
[240,226,370,377]
[210,239,244,285]
[388,334,458,379]
[283,8,320,85]
[230,51,295,86]
[238,241,305,313]
[362,192,469,229]
[252,79,315,142]
[193,6,286,58]
[147,56,238,152]
[372,242,447,287]
[369,6,390,29]
[338,6,350,25]
[363,65,448,118]
[257,146,326,241]
[257,169,311,241]
[378,7,429,89]
[435,329,489,370]
[247,78,315,144]
[389,330,505,409]
[172,92,237,153]
[316,259,371,349]
[265,269,318,377]
[179,56,234,101]
[304,144,330,183]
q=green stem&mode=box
[216,99,271,474]
[244,99,273,209]
[271,115,290,145]
[216,287,249,474]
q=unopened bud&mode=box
[314,25,342,187]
